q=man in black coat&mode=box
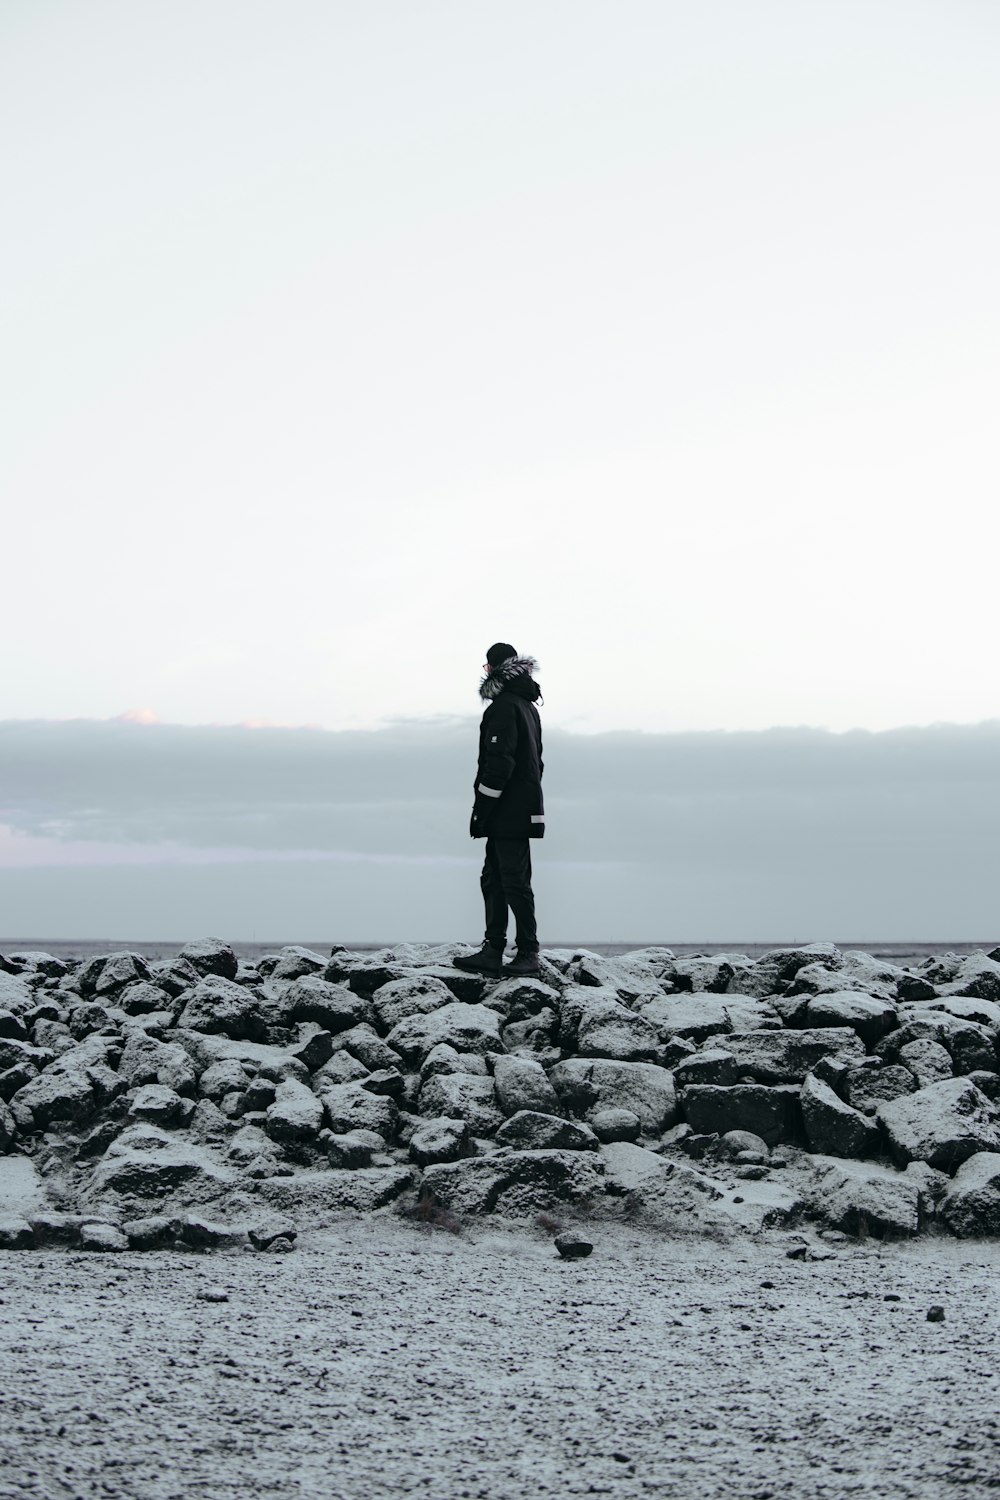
[454,642,544,978]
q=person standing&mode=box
[454,643,544,978]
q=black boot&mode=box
[453,943,504,977]
[503,947,541,977]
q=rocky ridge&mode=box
[2,937,1000,1251]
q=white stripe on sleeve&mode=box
[531,814,545,822]
[477,784,502,798]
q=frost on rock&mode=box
[1,937,998,1249]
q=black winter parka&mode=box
[470,666,544,840]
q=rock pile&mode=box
[1,938,999,1250]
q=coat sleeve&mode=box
[476,699,518,798]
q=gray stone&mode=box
[555,1231,593,1259]
[940,1152,1000,1236]
[326,1129,382,1168]
[117,981,175,1016]
[123,1215,182,1250]
[312,1051,369,1087]
[199,1059,252,1101]
[637,995,734,1045]
[128,1084,186,1127]
[172,1032,309,1085]
[0,1215,35,1248]
[492,1054,560,1116]
[329,1023,402,1073]
[495,1110,599,1152]
[176,975,268,1042]
[801,1073,880,1158]
[418,1073,502,1136]
[408,1116,470,1167]
[419,1043,488,1081]
[89,1124,234,1202]
[269,946,326,982]
[844,1064,916,1115]
[361,1067,405,1100]
[500,1011,560,1068]
[486,978,561,1024]
[804,1157,920,1237]
[716,1129,770,1160]
[548,1059,678,1134]
[558,987,662,1062]
[898,1038,953,1088]
[256,1166,415,1221]
[321,1081,397,1139]
[682,1085,803,1147]
[421,1149,605,1217]
[178,938,239,981]
[588,1107,641,1143]
[674,1050,741,1088]
[720,1028,864,1085]
[370,975,456,1033]
[249,1214,298,1249]
[804,991,898,1043]
[386,1002,504,1066]
[877,1077,1000,1171]
[283,975,374,1033]
[266,1079,324,1143]
[80,1220,130,1252]
[288,1024,334,1072]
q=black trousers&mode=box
[481,837,538,952]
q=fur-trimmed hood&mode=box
[479,654,541,703]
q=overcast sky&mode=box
[3,5,997,941]
[3,1,999,736]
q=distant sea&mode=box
[3,938,996,968]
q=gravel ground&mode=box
[1,1218,998,1500]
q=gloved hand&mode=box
[470,796,494,838]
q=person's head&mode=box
[485,642,517,672]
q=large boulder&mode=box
[494,1111,598,1152]
[804,1157,920,1237]
[492,1054,560,1116]
[801,1073,880,1158]
[171,1032,308,1084]
[176,976,267,1042]
[256,1167,415,1221]
[843,1064,916,1115]
[282,976,373,1033]
[681,1084,803,1147]
[89,1124,233,1203]
[548,1059,678,1134]
[320,1081,397,1139]
[898,1038,953,1088]
[267,946,327,983]
[119,1031,197,1094]
[719,1028,864,1084]
[877,1078,1000,1171]
[420,1149,604,1217]
[804,992,898,1044]
[418,1073,502,1136]
[178,938,239,982]
[485,978,561,1025]
[637,995,734,1045]
[386,1003,503,1066]
[940,1152,1000,1236]
[371,975,459,1033]
[408,1116,470,1167]
[77,951,153,998]
[265,1080,324,1143]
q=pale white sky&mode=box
[3,0,999,734]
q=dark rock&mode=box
[123,1214,182,1249]
[940,1151,1000,1236]
[177,1215,247,1250]
[179,938,239,982]
[720,1028,864,1085]
[386,1003,503,1066]
[897,975,938,1002]
[898,1038,953,1088]
[589,1107,641,1143]
[117,981,175,1016]
[674,1050,741,1087]
[28,1211,85,1246]
[128,1084,187,1127]
[801,1073,880,1158]
[249,1215,298,1249]
[0,1215,35,1248]
[0,1063,37,1104]
[284,976,374,1034]
[636,994,734,1045]
[321,1081,398,1139]
[421,1149,604,1217]
[288,1024,334,1072]
[177,976,268,1043]
[328,1023,403,1073]
[548,1059,678,1134]
[408,1116,470,1167]
[269,946,326,982]
[495,1110,599,1152]
[716,1129,769,1160]
[196,1287,230,1303]
[199,1059,252,1101]
[492,1054,560,1116]
[418,1073,502,1136]
[79,1221,130,1252]
[326,1129,382,1168]
[804,992,898,1044]
[555,1230,593,1259]
[500,1011,560,1068]
[370,975,456,1032]
[680,1133,719,1159]
[877,1077,1000,1171]
[89,1124,234,1201]
[360,1067,405,1100]
[926,1305,945,1322]
[681,1084,803,1147]
[256,1166,416,1219]
[0,1010,28,1041]
[805,1157,920,1237]
[265,1079,324,1143]
[844,1064,916,1115]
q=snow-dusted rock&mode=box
[682,1084,802,1147]
[877,1078,1000,1171]
[940,1152,1000,1236]
[720,1027,863,1085]
[386,1002,503,1065]
[265,1079,324,1143]
[370,974,456,1032]
[804,991,898,1043]
[495,1110,598,1152]
[178,938,239,981]
[418,1072,502,1136]
[176,975,268,1042]
[321,1081,398,1139]
[408,1116,470,1167]
[420,1149,604,1217]
[492,1054,560,1116]
[548,1058,678,1134]
[801,1073,880,1158]
[636,994,733,1044]
[805,1157,921,1237]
